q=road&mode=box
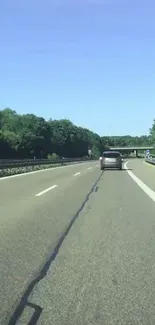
[1,159,155,324]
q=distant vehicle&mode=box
[100,151,122,170]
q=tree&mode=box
[150,119,155,140]
[0,107,153,159]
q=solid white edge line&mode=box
[124,161,155,203]
[73,172,81,176]
[0,162,97,181]
[35,185,58,197]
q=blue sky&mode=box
[0,0,155,136]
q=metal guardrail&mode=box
[0,157,95,169]
[145,157,155,165]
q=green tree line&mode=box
[0,108,154,159]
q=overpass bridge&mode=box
[109,146,154,157]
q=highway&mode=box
[1,159,155,324]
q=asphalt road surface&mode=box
[1,159,155,324]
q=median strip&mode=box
[0,162,97,181]
[35,185,58,197]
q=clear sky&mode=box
[0,0,155,136]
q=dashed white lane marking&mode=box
[73,172,81,176]
[35,185,58,197]
[124,161,155,203]
[87,167,92,170]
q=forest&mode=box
[0,108,154,159]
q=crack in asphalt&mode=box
[7,171,104,325]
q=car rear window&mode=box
[103,152,120,158]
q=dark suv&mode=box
[100,151,122,170]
